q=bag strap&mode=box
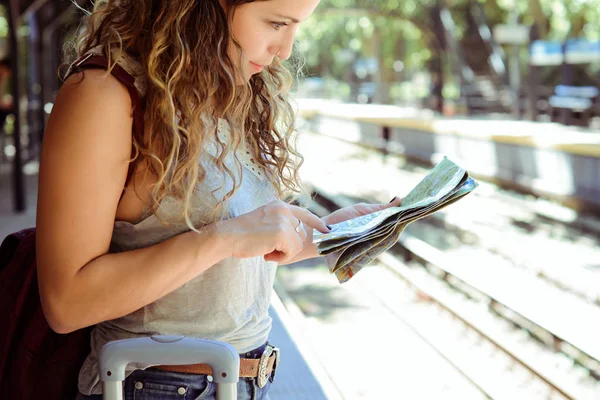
[65,53,144,190]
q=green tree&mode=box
[297,0,600,103]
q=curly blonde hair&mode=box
[62,0,309,229]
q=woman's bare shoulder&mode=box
[36,68,135,279]
[60,67,133,106]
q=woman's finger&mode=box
[355,197,401,215]
[372,197,403,212]
[288,205,330,234]
[386,196,403,207]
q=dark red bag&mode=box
[0,54,143,399]
[0,228,92,399]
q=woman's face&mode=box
[227,0,321,82]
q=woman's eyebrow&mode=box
[272,13,300,24]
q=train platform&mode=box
[296,99,600,158]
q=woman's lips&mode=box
[250,62,264,73]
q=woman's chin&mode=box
[235,71,258,86]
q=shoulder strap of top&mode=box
[65,53,144,193]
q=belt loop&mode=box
[269,347,280,383]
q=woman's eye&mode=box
[271,21,288,31]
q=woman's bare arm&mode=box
[36,70,231,334]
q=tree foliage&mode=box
[297,0,600,92]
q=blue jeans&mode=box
[76,344,273,400]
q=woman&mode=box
[36,0,401,398]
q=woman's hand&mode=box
[215,200,330,264]
[323,196,403,226]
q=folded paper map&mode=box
[313,157,478,283]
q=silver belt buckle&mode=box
[257,345,280,388]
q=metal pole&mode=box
[559,41,574,125]
[41,5,54,129]
[27,12,42,157]
[8,0,25,212]
[35,7,46,143]
[508,12,522,118]
[509,46,522,117]
[21,0,50,17]
[526,24,540,121]
[429,2,445,115]
[41,3,78,124]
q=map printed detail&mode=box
[313,157,478,283]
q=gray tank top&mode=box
[77,54,279,395]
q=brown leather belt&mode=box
[154,344,280,388]
[154,354,276,378]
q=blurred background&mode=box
[1,0,600,399]
[294,0,600,123]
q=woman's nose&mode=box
[274,28,297,61]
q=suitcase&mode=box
[99,335,240,400]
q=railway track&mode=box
[306,189,600,400]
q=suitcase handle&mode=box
[99,335,239,400]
